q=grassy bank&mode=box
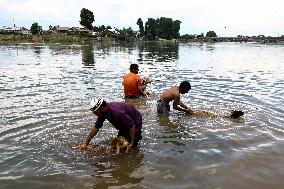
[0,34,214,45]
[0,34,92,44]
[0,34,32,43]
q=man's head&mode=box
[130,64,139,74]
[90,98,107,116]
[179,81,191,94]
[230,110,244,119]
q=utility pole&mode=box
[13,18,15,27]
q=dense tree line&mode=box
[27,8,219,41]
[137,17,181,40]
[93,25,112,32]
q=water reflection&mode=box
[137,42,179,63]
[92,150,144,188]
[48,44,81,55]
[33,46,42,55]
[156,114,196,146]
[123,97,149,109]
[157,115,179,128]
[81,42,95,67]
[195,43,216,52]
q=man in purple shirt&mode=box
[80,98,142,152]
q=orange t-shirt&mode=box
[123,72,141,97]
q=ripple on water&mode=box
[1,43,284,188]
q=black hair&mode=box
[230,110,244,119]
[130,64,139,71]
[179,81,191,90]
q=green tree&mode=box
[180,34,196,41]
[93,25,106,32]
[144,18,157,40]
[206,31,217,37]
[117,27,135,42]
[100,25,106,31]
[156,17,173,40]
[136,18,144,36]
[125,27,134,37]
[30,22,42,35]
[143,17,182,40]
[80,8,94,30]
[197,33,204,38]
[173,20,182,38]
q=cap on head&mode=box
[90,98,104,112]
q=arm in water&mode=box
[79,127,99,149]
[173,95,193,114]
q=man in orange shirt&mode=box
[123,64,146,98]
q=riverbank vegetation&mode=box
[1,8,282,44]
[0,34,91,44]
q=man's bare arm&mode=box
[173,96,193,114]
[179,101,188,109]
[79,127,99,149]
[137,80,146,92]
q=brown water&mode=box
[0,42,284,189]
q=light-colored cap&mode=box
[90,98,104,111]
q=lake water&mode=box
[0,42,284,189]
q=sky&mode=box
[0,0,283,37]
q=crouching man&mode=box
[80,98,142,153]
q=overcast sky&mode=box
[0,0,283,37]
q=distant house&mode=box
[54,26,70,33]
[68,27,90,34]
[0,26,21,33]
[0,26,30,35]
[21,28,31,35]
[92,31,99,36]
[47,26,91,35]
[99,29,120,37]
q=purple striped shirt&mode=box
[95,102,142,133]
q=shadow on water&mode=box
[91,150,144,188]
[1,151,144,189]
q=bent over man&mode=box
[157,81,193,115]
[80,98,142,152]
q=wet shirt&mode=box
[94,102,142,133]
[123,72,141,97]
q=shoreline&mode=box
[1,34,283,45]
[0,34,92,44]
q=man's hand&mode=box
[186,108,194,115]
[126,144,134,153]
[78,144,95,151]
[79,144,88,150]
